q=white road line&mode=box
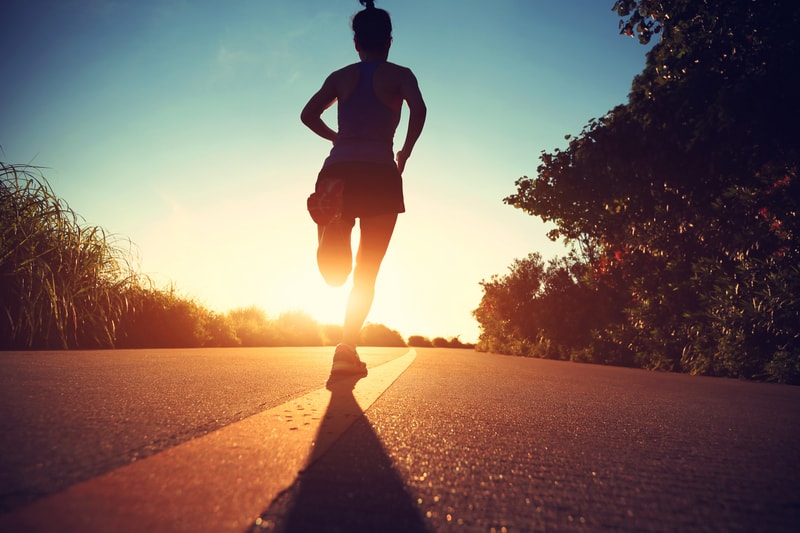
[0,349,417,533]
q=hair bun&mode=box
[353,0,391,50]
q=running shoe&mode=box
[307,178,344,226]
[330,343,368,376]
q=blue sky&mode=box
[2,0,653,343]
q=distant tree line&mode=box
[408,335,473,349]
[475,0,799,383]
[1,163,471,351]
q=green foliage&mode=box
[473,252,633,365]
[613,0,661,43]
[488,1,800,382]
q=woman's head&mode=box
[352,0,392,52]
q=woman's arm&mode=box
[396,69,427,174]
[301,74,339,143]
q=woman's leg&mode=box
[342,213,398,347]
[317,217,355,287]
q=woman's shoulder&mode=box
[325,64,360,94]
[379,62,417,81]
[385,61,413,73]
[329,63,360,79]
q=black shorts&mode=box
[316,162,405,219]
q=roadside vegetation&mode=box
[1,163,469,350]
[1,163,137,349]
[474,1,800,383]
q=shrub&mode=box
[227,306,281,347]
[360,323,406,346]
[408,335,432,347]
[116,284,226,348]
[275,310,323,346]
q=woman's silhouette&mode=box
[302,0,426,375]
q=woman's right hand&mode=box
[396,149,410,174]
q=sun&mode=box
[267,228,417,339]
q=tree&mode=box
[473,253,547,356]
[473,251,632,364]
[502,1,800,381]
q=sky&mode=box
[2,0,653,343]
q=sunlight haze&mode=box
[2,0,652,343]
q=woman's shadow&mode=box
[251,374,429,532]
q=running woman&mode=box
[302,0,426,375]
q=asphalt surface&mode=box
[0,347,403,513]
[255,349,800,532]
[2,347,799,531]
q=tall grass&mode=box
[1,162,138,349]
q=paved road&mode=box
[1,348,799,531]
[0,347,404,513]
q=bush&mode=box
[275,310,323,346]
[116,285,230,348]
[227,306,281,347]
[360,323,406,346]
[408,335,433,347]
[431,337,450,348]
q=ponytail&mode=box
[359,0,375,9]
